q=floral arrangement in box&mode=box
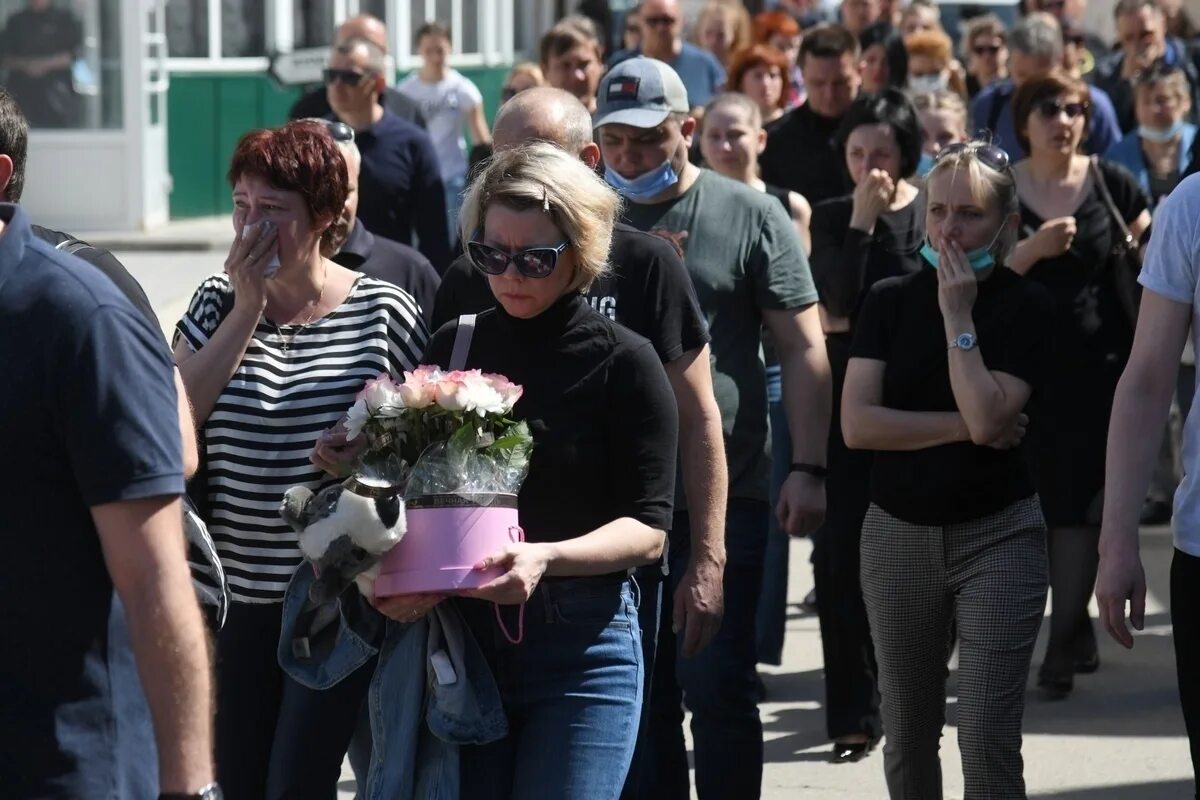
[343,366,533,497]
[281,366,534,603]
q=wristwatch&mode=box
[948,332,978,352]
[159,784,222,800]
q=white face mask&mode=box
[909,72,949,94]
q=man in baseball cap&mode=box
[597,58,832,800]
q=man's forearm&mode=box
[124,562,214,792]
[778,345,832,466]
[680,413,728,566]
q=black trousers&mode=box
[1171,548,1200,798]
[213,601,374,800]
[813,332,881,741]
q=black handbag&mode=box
[1089,156,1144,326]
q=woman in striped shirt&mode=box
[173,120,427,798]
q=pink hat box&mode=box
[372,493,522,597]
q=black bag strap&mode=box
[53,236,93,257]
[1089,156,1137,252]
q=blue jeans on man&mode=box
[641,502,770,799]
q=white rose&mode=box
[457,372,506,416]
[361,376,403,416]
[343,398,370,441]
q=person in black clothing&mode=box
[325,132,440,327]
[428,88,721,800]
[325,37,450,271]
[807,87,926,764]
[0,0,82,128]
[288,14,425,128]
[842,140,1054,799]
[374,142,680,799]
[760,23,860,207]
[1006,73,1153,700]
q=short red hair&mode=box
[752,10,801,43]
[726,44,792,110]
[227,120,349,250]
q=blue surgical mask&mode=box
[604,160,680,201]
[920,224,1007,272]
[917,151,936,177]
[1138,120,1186,143]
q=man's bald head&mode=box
[492,87,594,156]
[336,15,389,53]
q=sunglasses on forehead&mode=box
[467,240,571,279]
[933,141,1011,172]
[301,117,355,143]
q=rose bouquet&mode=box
[297,366,535,598]
[343,366,533,496]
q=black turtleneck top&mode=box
[421,294,679,544]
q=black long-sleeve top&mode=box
[421,294,679,545]
[809,193,925,322]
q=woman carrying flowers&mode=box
[366,142,680,798]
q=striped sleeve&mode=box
[174,273,233,352]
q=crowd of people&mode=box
[6,0,1200,798]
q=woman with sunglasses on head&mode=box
[842,139,1054,799]
[173,120,429,798]
[803,87,926,763]
[375,142,679,799]
[1007,73,1152,701]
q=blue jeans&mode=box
[757,364,792,665]
[457,577,644,800]
[645,503,770,799]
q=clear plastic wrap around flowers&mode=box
[342,368,534,500]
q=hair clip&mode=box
[541,186,550,213]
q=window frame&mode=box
[165,0,521,73]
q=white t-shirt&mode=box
[1139,173,1200,555]
[396,69,482,182]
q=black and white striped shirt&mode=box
[176,273,427,603]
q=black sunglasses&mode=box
[934,141,1011,172]
[323,67,372,86]
[467,240,570,279]
[1036,98,1090,120]
[301,117,355,143]
[973,44,1001,55]
[643,15,677,27]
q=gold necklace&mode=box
[274,261,328,353]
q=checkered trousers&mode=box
[860,495,1049,800]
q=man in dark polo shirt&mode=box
[0,215,216,797]
[759,23,860,206]
[326,36,451,271]
[289,14,425,128]
[328,133,439,328]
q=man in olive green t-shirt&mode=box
[596,57,831,799]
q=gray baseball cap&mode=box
[593,56,690,129]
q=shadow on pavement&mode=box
[1029,777,1193,798]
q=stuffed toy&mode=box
[279,481,406,603]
